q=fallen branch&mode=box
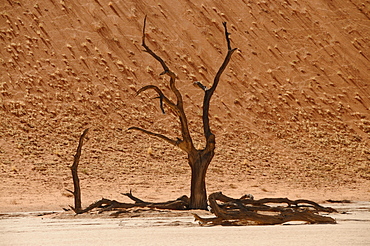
[194,192,337,226]
[122,191,190,210]
[78,198,136,214]
[76,192,190,214]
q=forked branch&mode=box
[203,22,237,141]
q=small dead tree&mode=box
[66,128,89,213]
[129,17,237,209]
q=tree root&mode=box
[194,192,337,226]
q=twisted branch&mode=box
[131,18,236,157]
[131,16,194,152]
[194,192,337,226]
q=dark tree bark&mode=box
[129,17,236,209]
[66,128,89,213]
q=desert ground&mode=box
[1,201,370,245]
[0,0,369,232]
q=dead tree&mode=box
[129,17,237,209]
[66,128,89,213]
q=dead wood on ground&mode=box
[66,131,336,227]
[76,192,190,214]
[194,192,337,226]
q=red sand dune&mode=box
[0,0,369,212]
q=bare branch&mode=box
[121,190,145,203]
[210,22,237,94]
[153,96,165,114]
[128,126,177,146]
[137,85,177,114]
[141,17,183,111]
[193,81,207,91]
[142,15,170,74]
[223,22,233,51]
[128,127,190,152]
[203,22,237,140]
[65,189,74,195]
[139,16,194,152]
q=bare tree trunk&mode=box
[68,128,89,213]
[188,149,214,209]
